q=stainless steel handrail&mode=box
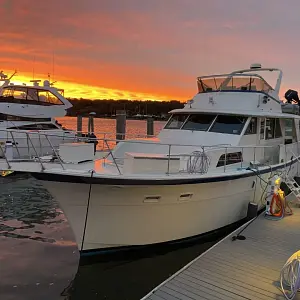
[0,129,299,176]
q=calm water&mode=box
[0,117,235,300]
[56,116,166,139]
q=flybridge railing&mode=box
[0,129,299,176]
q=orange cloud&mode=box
[5,70,183,101]
[1,0,299,101]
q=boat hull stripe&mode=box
[29,157,298,185]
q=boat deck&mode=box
[141,207,300,300]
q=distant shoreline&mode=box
[65,114,169,121]
[65,98,184,120]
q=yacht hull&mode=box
[37,166,295,254]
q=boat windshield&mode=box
[197,74,273,94]
[165,113,247,135]
[0,87,63,105]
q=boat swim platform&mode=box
[141,207,300,300]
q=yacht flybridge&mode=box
[0,70,76,157]
[1,64,300,255]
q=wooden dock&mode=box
[141,208,300,300]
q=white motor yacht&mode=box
[0,71,77,157]
[1,64,300,256]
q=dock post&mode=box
[116,110,126,142]
[88,112,97,153]
[77,115,82,137]
[88,112,96,134]
[147,117,154,137]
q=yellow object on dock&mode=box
[1,170,14,177]
[141,208,300,300]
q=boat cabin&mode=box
[0,79,72,119]
[0,81,64,106]
[110,64,300,174]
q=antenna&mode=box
[52,50,55,83]
[8,70,17,80]
[32,55,35,80]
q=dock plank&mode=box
[141,208,300,300]
[180,271,276,300]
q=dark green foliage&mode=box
[67,98,184,120]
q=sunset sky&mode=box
[1,0,300,101]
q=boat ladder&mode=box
[283,174,300,202]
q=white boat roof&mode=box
[0,70,72,118]
[169,108,300,119]
[169,64,299,118]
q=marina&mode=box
[2,64,300,299]
[4,1,300,299]
[1,64,300,255]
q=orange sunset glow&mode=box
[6,71,176,101]
[1,0,300,101]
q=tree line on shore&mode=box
[66,98,185,120]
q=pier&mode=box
[141,207,300,300]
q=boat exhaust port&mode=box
[143,195,161,203]
[178,193,193,201]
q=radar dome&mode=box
[43,80,50,87]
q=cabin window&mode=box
[2,88,13,97]
[2,87,39,101]
[284,119,296,144]
[244,117,257,135]
[2,87,27,99]
[1,87,63,105]
[182,114,216,131]
[285,119,293,137]
[197,75,273,94]
[265,118,282,139]
[209,115,246,135]
[274,119,282,138]
[165,114,188,129]
[260,118,265,139]
[0,113,51,122]
[265,118,275,139]
[217,152,243,167]
[26,89,39,101]
[38,91,63,105]
[7,123,59,130]
[265,118,282,140]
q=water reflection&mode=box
[0,174,240,300]
[0,174,79,300]
[0,174,65,241]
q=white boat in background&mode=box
[0,70,77,157]
[1,64,300,256]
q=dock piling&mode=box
[77,115,82,137]
[88,112,96,134]
[116,110,126,142]
[147,117,154,137]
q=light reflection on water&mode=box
[56,117,166,138]
[0,174,79,300]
